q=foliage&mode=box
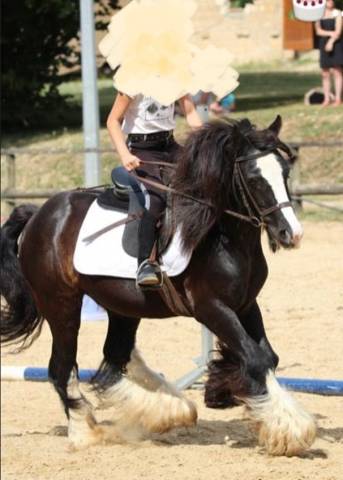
[230,0,254,8]
[1,0,119,131]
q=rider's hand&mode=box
[122,153,141,171]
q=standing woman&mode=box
[107,93,202,287]
[315,0,343,106]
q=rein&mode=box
[82,146,294,244]
[131,170,258,226]
[133,148,293,228]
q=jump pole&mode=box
[2,366,343,396]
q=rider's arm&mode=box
[315,20,336,37]
[178,95,203,129]
[106,93,140,171]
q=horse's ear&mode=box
[268,115,282,135]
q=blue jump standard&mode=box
[277,377,343,396]
[24,367,96,382]
[2,366,343,395]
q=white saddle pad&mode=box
[73,200,192,279]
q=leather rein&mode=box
[133,147,293,229]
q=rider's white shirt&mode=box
[122,95,175,134]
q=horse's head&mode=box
[173,116,302,254]
[235,116,303,250]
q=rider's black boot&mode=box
[136,210,162,288]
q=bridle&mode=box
[131,143,294,229]
[232,146,294,228]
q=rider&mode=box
[107,93,202,287]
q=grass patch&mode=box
[298,207,343,223]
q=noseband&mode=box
[231,146,293,228]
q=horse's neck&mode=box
[220,217,262,254]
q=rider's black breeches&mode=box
[127,138,181,264]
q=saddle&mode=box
[96,167,173,259]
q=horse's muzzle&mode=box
[279,228,303,249]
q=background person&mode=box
[315,0,343,106]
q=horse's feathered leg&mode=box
[47,302,103,449]
[238,303,315,456]
[92,312,197,441]
[195,300,316,456]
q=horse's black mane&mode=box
[173,118,285,253]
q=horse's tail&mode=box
[0,204,44,351]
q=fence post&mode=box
[4,154,16,216]
[289,146,302,210]
[80,0,101,187]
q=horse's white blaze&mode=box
[97,349,197,440]
[66,368,103,449]
[244,370,316,456]
[256,154,303,241]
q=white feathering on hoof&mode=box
[68,409,104,450]
[99,349,197,441]
[66,368,104,449]
[244,370,316,456]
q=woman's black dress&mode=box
[319,17,343,68]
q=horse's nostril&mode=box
[279,229,291,243]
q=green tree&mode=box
[231,0,253,8]
[1,0,119,130]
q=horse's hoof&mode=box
[68,426,104,451]
[244,371,316,456]
[68,413,104,450]
[256,416,316,456]
[140,394,198,433]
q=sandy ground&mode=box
[1,221,343,480]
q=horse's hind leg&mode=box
[93,312,197,441]
[47,301,102,449]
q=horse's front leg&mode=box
[239,301,279,370]
[205,301,279,409]
[195,300,316,456]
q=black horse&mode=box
[0,116,316,455]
